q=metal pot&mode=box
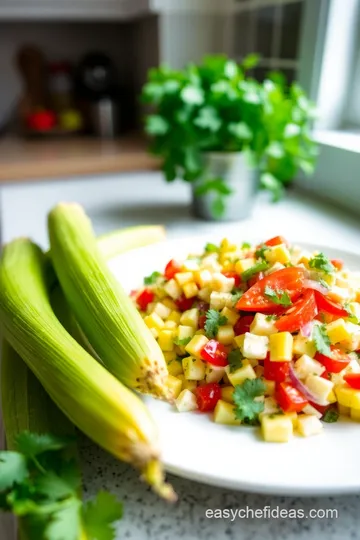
[192,152,258,221]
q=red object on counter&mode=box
[26,110,57,131]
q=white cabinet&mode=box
[0,0,151,20]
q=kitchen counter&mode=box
[1,171,360,540]
[0,136,159,183]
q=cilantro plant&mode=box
[142,54,318,213]
[0,432,123,540]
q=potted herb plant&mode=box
[142,55,318,221]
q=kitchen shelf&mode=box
[0,136,160,184]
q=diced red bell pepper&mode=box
[275,382,308,413]
[136,289,154,311]
[331,259,344,271]
[314,291,349,318]
[263,354,289,382]
[234,315,254,336]
[343,373,360,389]
[195,383,221,412]
[221,270,241,288]
[275,290,318,333]
[175,294,194,312]
[164,259,181,280]
[264,235,289,247]
[200,339,228,367]
[315,347,351,374]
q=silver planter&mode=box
[192,152,258,221]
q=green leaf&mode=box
[241,242,251,249]
[195,178,232,197]
[255,244,268,260]
[173,337,191,347]
[312,324,331,357]
[35,471,75,502]
[266,142,285,159]
[15,432,72,461]
[194,107,221,132]
[181,86,204,105]
[260,173,284,202]
[204,242,219,253]
[241,261,269,281]
[309,253,335,275]
[224,60,238,78]
[241,53,260,71]
[228,349,244,373]
[228,122,252,140]
[233,378,266,423]
[231,289,243,304]
[266,314,278,322]
[212,197,226,219]
[144,271,162,285]
[83,491,123,540]
[284,123,301,138]
[264,285,292,307]
[46,499,82,540]
[145,115,169,136]
[204,309,228,339]
[0,452,28,492]
[322,408,339,423]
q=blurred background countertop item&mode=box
[0,135,159,183]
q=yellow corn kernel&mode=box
[293,335,316,358]
[338,404,350,416]
[350,408,360,421]
[144,312,165,332]
[177,325,195,341]
[175,389,198,412]
[163,278,182,300]
[164,320,177,330]
[180,308,199,328]
[210,291,233,310]
[335,385,360,409]
[225,361,257,387]
[214,400,240,426]
[269,332,293,362]
[217,325,235,345]
[235,258,256,274]
[305,375,334,403]
[158,330,175,352]
[264,379,276,396]
[261,414,293,443]
[174,272,193,287]
[153,302,171,320]
[195,269,213,288]
[221,386,234,403]
[326,319,352,344]
[250,313,278,336]
[185,334,209,358]
[182,356,206,380]
[162,297,178,311]
[183,282,199,299]
[167,310,181,324]
[166,375,182,399]
[221,307,240,326]
[264,244,291,265]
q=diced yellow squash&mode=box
[296,415,323,437]
[217,325,235,345]
[264,244,291,265]
[185,334,209,357]
[326,318,352,344]
[338,404,350,416]
[180,308,199,328]
[221,386,234,403]
[166,375,183,399]
[221,307,240,326]
[293,335,316,358]
[205,364,226,383]
[144,312,165,332]
[158,330,175,352]
[175,389,198,412]
[225,361,257,386]
[264,379,276,396]
[235,258,256,274]
[167,310,181,324]
[153,302,172,320]
[294,354,325,379]
[305,375,334,403]
[269,332,293,362]
[182,356,206,381]
[214,400,240,426]
[350,408,360,421]
[163,278,182,300]
[335,385,360,409]
[175,272,194,287]
[250,313,278,336]
[210,291,233,310]
[236,332,269,359]
[261,414,293,443]
[195,269,213,288]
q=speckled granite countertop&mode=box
[1,172,360,540]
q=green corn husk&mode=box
[0,238,175,501]
[48,203,170,398]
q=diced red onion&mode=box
[303,279,328,295]
[289,364,329,406]
[300,320,314,338]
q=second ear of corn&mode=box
[48,203,170,398]
[0,238,175,501]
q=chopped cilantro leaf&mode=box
[344,303,359,324]
[241,242,251,249]
[255,244,268,260]
[309,253,335,275]
[231,289,243,304]
[241,261,269,281]
[322,408,339,423]
[266,314,278,322]
[312,324,331,356]
[204,309,228,338]
[204,243,219,253]
[144,271,162,285]
[233,379,266,423]
[173,337,191,347]
[264,285,292,307]
[228,349,244,373]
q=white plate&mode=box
[108,236,360,496]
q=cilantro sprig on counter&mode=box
[0,432,123,540]
[204,309,228,338]
[312,324,332,356]
[309,253,335,275]
[264,285,292,307]
[233,379,266,424]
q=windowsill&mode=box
[314,129,360,153]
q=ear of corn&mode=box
[0,238,175,501]
[48,203,169,398]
